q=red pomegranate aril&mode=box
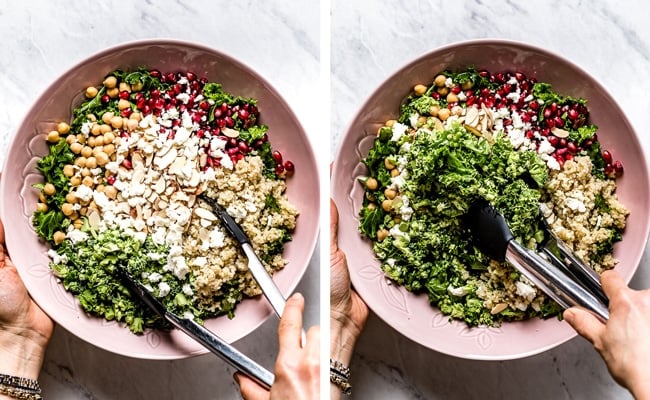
[525,130,535,139]
[543,108,553,119]
[283,160,295,174]
[604,164,614,176]
[120,108,132,118]
[614,160,624,175]
[196,129,205,138]
[548,136,559,146]
[431,92,441,100]
[228,138,238,147]
[119,91,130,100]
[602,150,613,164]
[122,159,133,169]
[236,153,244,161]
[136,98,146,110]
[545,119,555,128]
[173,84,182,95]
[186,71,196,81]
[238,109,250,120]
[225,116,234,128]
[451,86,461,94]
[150,89,161,99]
[466,96,476,106]
[101,95,110,104]
[227,147,239,156]
[528,101,539,111]
[567,142,577,153]
[165,72,176,83]
[253,139,264,149]
[149,69,161,78]
[515,71,526,81]
[554,116,564,128]
[559,138,567,148]
[550,102,558,112]
[275,163,285,175]
[200,101,210,110]
[272,150,283,163]
[106,175,116,185]
[238,141,249,153]
[565,153,574,161]
[479,70,490,78]
[556,148,568,156]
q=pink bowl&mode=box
[0,39,319,359]
[331,39,650,360]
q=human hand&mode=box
[236,293,320,400]
[564,270,650,399]
[0,221,54,379]
[329,199,368,364]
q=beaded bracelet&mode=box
[0,373,42,400]
[329,359,352,396]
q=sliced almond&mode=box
[222,128,240,138]
[195,207,218,221]
[464,124,483,138]
[551,127,570,138]
[490,303,508,315]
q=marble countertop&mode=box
[0,1,320,399]
[332,1,650,399]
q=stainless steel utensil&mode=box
[466,199,609,322]
[117,267,274,389]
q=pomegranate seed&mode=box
[602,150,613,164]
[253,139,264,149]
[548,136,559,147]
[101,95,110,104]
[546,118,555,128]
[165,72,176,83]
[107,175,116,185]
[120,108,132,118]
[122,159,133,169]
[451,86,461,94]
[136,98,146,109]
[173,84,182,95]
[553,117,564,128]
[466,96,476,106]
[559,138,567,148]
[515,72,526,81]
[228,138,238,148]
[149,70,161,78]
[236,153,244,161]
[186,71,196,81]
[604,164,614,176]
[196,129,205,138]
[556,148,568,156]
[525,130,534,139]
[567,142,577,153]
[143,105,151,115]
[225,116,234,128]
[565,153,573,161]
[238,109,250,120]
[543,108,553,119]
[150,89,161,99]
[614,160,624,176]
[119,91,130,100]
[272,151,283,163]
[200,101,210,110]
[238,141,249,153]
[528,101,539,111]
[478,70,490,78]
[283,160,295,175]
[275,163,285,175]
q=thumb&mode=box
[234,373,270,400]
[563,307,605,346]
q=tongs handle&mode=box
[507,240,609,322]
[165,312,274,389]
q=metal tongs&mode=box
[198,194,307,344]
[117,267,274,389]
[466,199,609,322]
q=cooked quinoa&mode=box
[185,157,298,311]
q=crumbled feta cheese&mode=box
[158,282,171,297]
[391,122,408,142]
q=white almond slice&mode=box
[491,303,508,315]
[88,210,101,231]
[195,207,218,221]
[551,127,570,138]
[153,178,166,194]
[154,147,178,170]
[222,128,240,138]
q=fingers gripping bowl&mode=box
[331,39,650,360]
[0,40,319,359]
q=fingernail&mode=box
[290,292,304,301]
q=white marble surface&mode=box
[332,1,650,399]
[0,1,320,399]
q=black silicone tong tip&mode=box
[465,199,514,262]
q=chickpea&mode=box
[43,183,56,196]
[73,219,84,230]
[79,207,88,217]
[103,131,115,145]
[92,146,104,157]
[61,203,74,216]
[385,119,397,128]
[86,114,97,122]
[461,80,473,90]
[96,152,109,166]
[107,87,119,98]
[100,123,112,134]
[69,142,82,154]
[91,124,102,136]
[436,86,449,96]
[126,119,139,131]
[63,164,75,177]
[384,158,395,170]
[80,167,91,177]
[57,122,70,135]
[74,156,87,168]
[434,74,447,87]
[46,130,60,143]
[413,84,427,96]
[117,99,131,110]
[85,157,98,169]
[391,168,400,177]
[65,135,76,145]
[102,112,115,124]
[76,134,86,144]
[451,105,463,116]
[365,177,378,191]
[381,199,393,212]
[53,231,66,245]
[417,116,427,126]
[129,112,142,121]
[95,184,106,193]
[377,229,389,242]
[429,104,440,117]
[103,143,115,156]
[65,192,77,204]
[447,92,459,104]
[118,81,131,93]
[365,192,376,202]
[82,176,94,187]
[384,188,397,199]
[110,116,123,129]
[366,202,377,210]
[70,176,81,187]
[104,186,117,199]
[87,137,97,147]
[81,146,93,158]
[103,76,117,89]
[85,86,99,98]
[131,81,144,92]
[438,108,451,121]
[36,203,48,213]
[39,193,47,203]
